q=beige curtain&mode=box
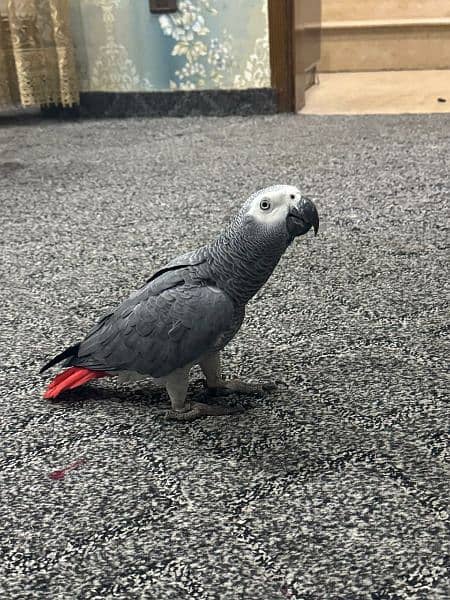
[0,0,78,108]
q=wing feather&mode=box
[73,276,240,378]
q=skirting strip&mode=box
[78,89,278,118]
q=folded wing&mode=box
[71,270,237,378]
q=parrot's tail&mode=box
[43,367,109,399]
[39,343,81,374]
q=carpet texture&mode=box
[0,114,448,599]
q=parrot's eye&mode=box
[260,199,271,211]
[290,194,296,200]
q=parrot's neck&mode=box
[207,218,288,305]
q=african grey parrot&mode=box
[41,185,319,421]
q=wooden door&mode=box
[268,0,321,112]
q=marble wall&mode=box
[69,0,271,92]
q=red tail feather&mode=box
[44,367,109,399]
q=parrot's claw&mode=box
[165,401,243,422]
[205,379,277,396]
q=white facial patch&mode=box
[245,185,301,226]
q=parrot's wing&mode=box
[74,275,238,378]
[164,247,205,269]
[82,249,207,340]
[43,253,208,373]
[140,247,206,289]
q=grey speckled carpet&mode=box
[0,114,449,600]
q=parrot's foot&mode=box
[165,401,242,422]
[206,379,277,396]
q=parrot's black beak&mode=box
[287,197,319,238]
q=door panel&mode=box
[268,0,321,112]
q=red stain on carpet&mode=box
[49,458,86,480]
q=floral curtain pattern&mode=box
[70,0,270,93]
[74,0,153,91]
[233,0,270,90]
[0,0,79,107]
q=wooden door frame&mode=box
[268,0,296,112]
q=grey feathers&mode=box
[71,263,242,378]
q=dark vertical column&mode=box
[268,0,295,112]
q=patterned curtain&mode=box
[0,0,79,108]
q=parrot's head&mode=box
[241,184,319,244]
[212,185,319,302]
